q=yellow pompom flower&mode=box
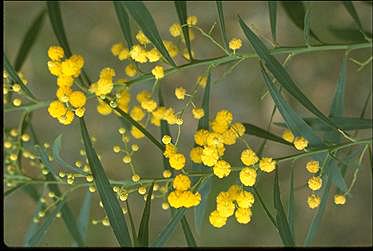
[69,91,86,108]
[235,207,252,224]
[92,78,113,96]
[239,167,257,186]
[70,55,84,71]
[306,160,320,174]
[221,129,237,145]
[175,87,186,100]
[99,67,116,79]
[259,157,276,173]
[12,98,22,107]
[151,65,165,80]
[130,44,148,63]
[135,31,150,45]
[97,100,112,115]
[307,194,321,209]
[215,109,233,124]
[58,110,75,125]
[169,153,186,170]
[173,174,191,191]
[209,210,227,228]
[48,61,62,76]
[48,46,64,61]
[216,198,235,217]
[231,122,246,137]
[131,126,145,139]
[213,160,231,178]
[163,144,177,158]
[187,15,198,26]
[282,129,295,143]
[169,23,182,37]
[236,190,255,208]
[141,99,158,113]
[125,64,137,77]
[294,136,309,150]
[182,191,201,208]
[111,42,124,56]
[163,40,178,58]
[162,135,172,145]
[334,194,346,205]
[240,148,259,166]
[206,132,224,148]
[75,107,85,118]
[307,176,323,191]
[201,146,219,167]
[192,107,205,119]
[57,75,74,87]
[162,169,172,178]
[146,48,161,62]
[136,90,152,103]
[229,38,242,51]
[61,58,81,77]
[118,48,130,61]
[194,129,209,146]
[168,191,183,208]
[56,86,72,102]
[190,147,203,164]
[130,106,145,122]
[48,100,67,118]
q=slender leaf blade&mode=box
[174,1,193,61]
[77,190,92,242]
[303,3,311,45]
[330,55,347,118]
[287,165,295,237]
[181,216,197,247]
[113,1,133,48]
[342,1,365,34]
[268,1,277,43]
[34,145,59,179]
[216,1,228,50]
[125,200,138,247]
[79,118,132,247]
[123,1,176,66]
[137,183,155,247]
[243,122,292,146]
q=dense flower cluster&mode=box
[282,129,309,151]
[47,46,86,125]
[167,174,201,208]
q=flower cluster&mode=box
[190,110,246,178]
[167,174,201,208]
[47,46,86,125]
[282,129,309,151]
[3,71,29,107]
[163,136,186,170]
[209,185,255,228]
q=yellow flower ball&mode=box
[75,107,86,117]
[162,169,172,178]
[141,99,158,112]
[334,194,346,205]
[236,190,255,209]
[209,210,227,228]
[125,64,137,77]
[118,48,130,61]
[190,146,203,164]
[58,110,75,125]
[163,144,177,158]
[12,98,22,107]
[175,87,186,100]
[229,38,242,50]
[192,107,205,119]
[307,194,321,209]
[97,100,112,115]
[227,185,241,201]
[162,135,172,145]
[259,157,276,173]
[48,100,67,118]
[169,153,186,170]
[169,23,182,37]
[173,174,191,191]
[56,86,72,102]
[235,207,252,224]
[57,75,74,87]
[111,42,124,56]
[151,65,165,80]
[213,160,231,179]
[187,15,198,26]
[168,190,183,208]
[282,129,295,143]
[132,174,140,182]
[306,160,320,174]
[231,122,246,137]
[48,46,64,61]
[239,167,257,186]
[201,146,219,167]
[130,106,145,122]
[146,48,161,62]
[129,44,148,63]
[294,136,309,150]
[136,31,150,45]
[216,199,235,218]
[194,129,209,146]
[240,148,259,166]
[69,91,86,108]
[307,176,323,191]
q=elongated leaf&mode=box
[287,165,295,237]
[243,122,292,146]
[123,1,176,66]
[342,1,365,35]
[216,1,228,50]
[268,1,277,43]
[275,116,373,131]
[79,118,132,247]
[77,190,92,242]
[52,135,88,175]
[239,17,340,135]
[34,145,59,179]
[111,102,164,152]
[174,1,193,61]
[46,1,72,56]
[330,166,348,192]
[329,27,372,42]
[125,200,138,247]
[260,65,323,146]
[253,186,277,228]
[14,9,46,71]
[330,55,347,118]
[194,176,211,235]
[281,1,321,42]
[303,3,311,45]
[4,183,26,198]
[27,200,65,246]
[4,54,37,100]
[24,186,45,245]
[181,216,197,247]
[113,1,133,48]
[274,169,295,246]
[137,183,154,247]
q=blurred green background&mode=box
[4,1,372,247]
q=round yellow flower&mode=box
[216,198,235,217]
[169,23,182,37]
[194,129,209,146]
[118,48,130,61]
[213,160,231,179]
[307,176,323,191]
[173,174,191,191]
[69,91,86,108]
[125,64,137,77]
[334,194,346,205]
[294,136,309,150]
[175,87,186,100]
[209,210,227,228]
[163,144,177,158]
[141,99,158,112]
[239,167,257,186]
[162,170,172,178]
[12,98,22,106]
[58,110,75,125]
[152,65,164,80]
[235,207,252,224]
[57,75,74,87]
[162,135,172,145]
[236,190,255,208]
[48,46,64,61]
[259,157,276,173]
[229,38,242,51]
[282,129,294,143]
[97,100,112,115]
[306,160,320,174]
[201,146,219,167]
[75,107,86,117]
[135,31,150,45]
[56,86,72,102]
[190,147,203,164]
[192,107,205,119]
[146,48,161,62]
[187,16,198,26]
[169,153,186,170]
[111,42,124,56]
[130,44,148,63]
[307,194,321,209]
[130,106,145,122]
[48,100,67,118]
[241,148,259,166]
[168,190,183,208]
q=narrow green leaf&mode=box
[330,55,347,118]
[274,169,295,246]
[123,1,176,66]
[52,135,88,175]
[34,145,59,179]
[260,64,323,147]
[287,165,295,237]
[242,122,292,146]
[239,17,340,135]
[253,186,277,229]
[137,183,155,247]
[181,216,197,247]
[125,200,138,247]
[281,1,322,43]
[268,1,277,43]
[77,190,92,242]
[46,1,72,56]
[113,1,133,48]
[4,54,37,100]
[27,200,65,246]
[111,101,164,152]
[330,166,348,192]
[342,1,365,35]
[329,27,372,42]
[79,118,132,247]
[4,183,26,198]
[14,9,46,71]
[24,186,45,246]
[174,1,193,61]
[216,1,229,50]
[303,3,311,45]
[275,116,373,131]
[194,176,211,235]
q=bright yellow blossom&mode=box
[259,157,276,173]
[240,148,259,166]
[239,167,257,186]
